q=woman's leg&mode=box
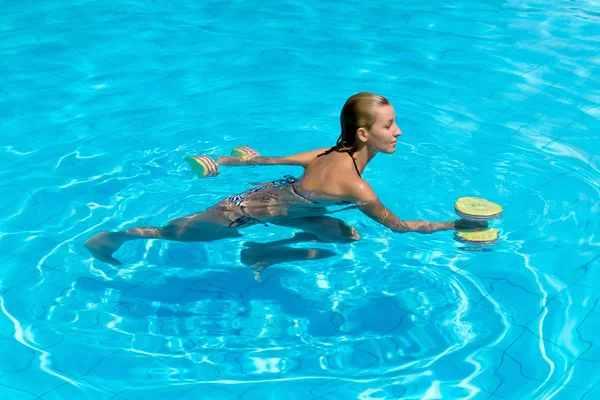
[270,216,360,243]
[241,232,336,281]
[239,216,358,280]
[84,212,242,265]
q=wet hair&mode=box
[321,92,390,156]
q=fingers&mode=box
[454,219,488,230]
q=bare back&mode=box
[295,150,363,202]
[234,150,364,221]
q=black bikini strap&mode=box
[316,146,337,158]
[346,150,361,177]
[317,147,361,177]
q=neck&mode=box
[349,145,376,175]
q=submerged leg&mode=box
[84,231,129,265]
[84,212,242,265]
[271,216,360,243]
[241,232,336,280]
[240,216,359,281]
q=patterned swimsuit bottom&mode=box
[225,175,357,228]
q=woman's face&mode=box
[365,104,402,154]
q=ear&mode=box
[357,127,369,143]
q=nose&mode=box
[395,126,402,137]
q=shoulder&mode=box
[341,177,379,203]
[288,147,332,168]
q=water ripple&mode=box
[1,0,600,398]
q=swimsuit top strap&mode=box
[316,146,337,158]
[345,150,361,178]
[317,147,361,178]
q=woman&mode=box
[85,92,480,265]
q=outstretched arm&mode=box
[217,147,331,168]
[349,180,457,234]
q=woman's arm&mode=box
[217,147,331,168]
[348,180,457,234]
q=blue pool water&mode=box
[2,0,600,398]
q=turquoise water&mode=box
[1,0,600,398]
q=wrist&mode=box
[245,156,264,165]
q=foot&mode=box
[84,231,126,265]
[251,262,268,281]
[345,226,360,242]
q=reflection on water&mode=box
[1,0,600,398]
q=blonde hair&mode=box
[335,92,390,152]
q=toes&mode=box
[348,227,360,241]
